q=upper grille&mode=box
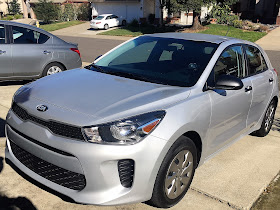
[11,102,85,141]
[10,140,86,191]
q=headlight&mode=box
[82,111,165,145]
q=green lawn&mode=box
[199,24,267,42]
[40,21,84,32]
[98,25,177,37]
[99,24,267,42]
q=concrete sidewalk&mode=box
[256,26,280,51]
[0,83,280,210]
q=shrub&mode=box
[148,14,155,24]
[129,19,139,27]
[14,14,22,19]
[227,15,239,26]
[232,19,242,28]
[6,15,14,20]
[61,3,76,21]
[259,24,269,32]
[34,0,60,23]
[77,3,91,21]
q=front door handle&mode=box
[0,50,6,55]
[43,50,51,54]
[269,78,274,82]
[245,86,252,92]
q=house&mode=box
[90,0,161,23]
[232,0,280,24]
[0,0,24,16]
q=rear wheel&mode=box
[147,136,197,208]
[253,100,276,137]
[104,24,109,30]
[42,62,65,77]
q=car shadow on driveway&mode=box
[0,80,30,86]
[0,157,37,210]
[0,118,5,138]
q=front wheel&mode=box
[122,20,127,26]
[104,24,109,30]
[253,100,277,137]
[147,136,197,208]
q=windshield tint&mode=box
[94,36,218,87]
[95,16,104,20]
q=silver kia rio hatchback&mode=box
[5,33,278,208]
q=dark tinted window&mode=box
[95,36,218,87]
[0,25,5,44]
[214,45,245,80]
[112,15,118,19]
[245,45,268,75]
[106,16,111,20]
[12,26,49,44]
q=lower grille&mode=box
[10,141,86,191]
[118,159,134,188]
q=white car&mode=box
[90,14,125,30]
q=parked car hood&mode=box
[15,69,191,126]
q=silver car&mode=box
[0,21,81,80]
[5,33,278,208]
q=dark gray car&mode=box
[0,21,82,80]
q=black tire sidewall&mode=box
[148,136,197,208]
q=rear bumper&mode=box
[5,109,170,205]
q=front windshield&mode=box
[93,36,218,87]
[94,16,104,20]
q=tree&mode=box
[6,0,20,14]
[33,0,60,23]
[175,0,239,29]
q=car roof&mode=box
[0,20,53,36]
[146,33,245,44]
[99,14,113,16]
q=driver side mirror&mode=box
[208,74,243,90]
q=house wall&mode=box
[0,0,24,16]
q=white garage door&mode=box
[93,2,140,23]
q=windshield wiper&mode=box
[84,63,106,73]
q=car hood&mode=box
[15,69,191,126]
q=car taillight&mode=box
[70,48,81,57]
[96,22,101,24]
[273,68,278,76]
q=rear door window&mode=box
[0,24,6,44]
[12,26,49,44]
[245,45,268,75]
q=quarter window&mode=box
[214,45,245,80]
[0,25,5,44]
[245,46,268,75]
[12,26,49,44]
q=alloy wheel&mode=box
[47,66,62,75]
[264,103,275,132]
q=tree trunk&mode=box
[191,11,203,30]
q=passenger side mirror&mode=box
[209,75,243,90]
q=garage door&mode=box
[93,2,140,23]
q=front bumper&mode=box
[5,109,170,205]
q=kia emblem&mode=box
[36,105,48,112]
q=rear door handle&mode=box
[43,50,51,54]
[245,86,252,92]
[269,78,274,82]
[0,50,6,55]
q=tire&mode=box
[42,62,65,77]
[253,100,276,137]
[104,24,109,30]
[147,136,197,208]
[122,20,127,26]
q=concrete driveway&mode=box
[0,80,279,210]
